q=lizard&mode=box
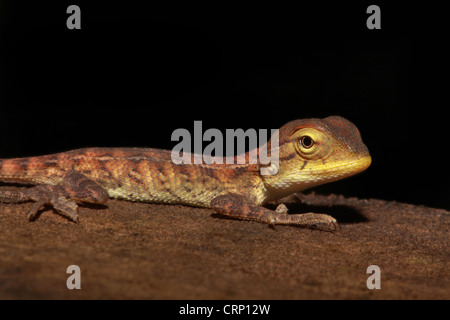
[0,116,371,229]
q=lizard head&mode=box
[263,116,371,197]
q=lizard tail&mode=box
[0,155,59,184]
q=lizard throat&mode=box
[262,155,372,201]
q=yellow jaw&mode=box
[262,116,371,200]
[292,154,372,188]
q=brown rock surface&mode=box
[0,192,448,299]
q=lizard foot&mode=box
[211,194,339,231]
[0,171,107,222]
[27,192,79,223]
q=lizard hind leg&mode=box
[210,194,338,230]
[1,171,109,222]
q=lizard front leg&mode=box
[210,194,338,230]
[0,171,109,222]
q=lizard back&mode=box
[0,147,266,207]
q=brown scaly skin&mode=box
[0,116,371,229]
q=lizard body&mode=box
[0,116,371,228]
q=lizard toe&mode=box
[50,196,80,222]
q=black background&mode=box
[0,2,447,209]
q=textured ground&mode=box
[0,191,448,300]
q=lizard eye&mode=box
[300,135,314,149]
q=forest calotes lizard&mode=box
[0,116,371,229]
